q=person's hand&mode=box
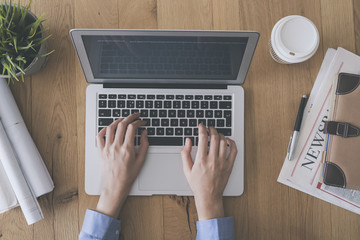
[181,123,237,221]
[95,113,149,218]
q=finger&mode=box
[105,119,122,145]
[136,129,149,165]
[96,127,107,149]
[196,123,208,159]
[124,120,146,147]
[181,138,194,177]
[114,112,140,144]
[208,127,220,158]
[218,133,227,160]
[226,138,238,168]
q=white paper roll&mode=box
[0,121,43,225]
[0,78,54,197]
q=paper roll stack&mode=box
[0,78,54,225]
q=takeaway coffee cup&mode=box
[269,15,319,64]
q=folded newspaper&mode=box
[0,78,54,225]
[278,47,360,215]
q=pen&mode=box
[287,95,307,160]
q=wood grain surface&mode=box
[1,0,360,239]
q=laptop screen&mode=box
[82,35,249,81]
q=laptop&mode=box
[70,29,259,196]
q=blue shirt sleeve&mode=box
[196,217,235,240]
[79,209,121,240]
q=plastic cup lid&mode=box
[271,15,319,63]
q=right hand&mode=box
[181,123,237,221]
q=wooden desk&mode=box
[1,0,360,239]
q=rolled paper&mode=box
[0,78,54,197]
[0,120,43,225]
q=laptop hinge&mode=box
[103,83,228,89]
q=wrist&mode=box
[96,187,129,218]
[194,196,224,221]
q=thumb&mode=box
[181,138,193,176]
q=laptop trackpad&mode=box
[139,153,190,191]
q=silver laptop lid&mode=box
[70,29,259,85]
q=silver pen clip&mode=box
[287,134,293,155]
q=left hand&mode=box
[95,113,149,218]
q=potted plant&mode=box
[0,0,53,83]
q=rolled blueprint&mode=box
[0,120,43,224]
[0,78,54,197]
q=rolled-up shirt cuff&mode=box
[79,209,121,240]
[196,217,235,240]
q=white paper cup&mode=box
[269,15,319,64]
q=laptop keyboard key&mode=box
[166,95,174,99]
[136,100,144,108]
[147,128,155,135]
[187,110,195,118]
[169,110,176,117]
[150,110,158,117]
[196,110,204,118]
[176,95,184,100]
[189,119,197,126]
[152,119,160,126]
[182,101,190,108]
[159,110,167,117]
[140,110,148,117]
[217,128,231,136]
[99,109,111,117]
[178,110,185,118]
[173,101,181,108]
[205,110,213,118]
[137,94,146,99]
[99,118,113,126]
[128,94,136,99]
[117,100,125,108]
[109,94,117,99]
[156,95,165,99]
[215,110,222,118]
[113,109,120,117]
[224,95,232,100]
[216,119,224,127]
[147,95,155,99]
[155,101,162,108]
[175,128,183,135]
[198,119,206,126]
[108,100,116,108]
[99,94,107,99]
[210,101,218,109]
[145,101,153,108]
[161,119,169,126]
[201,101,208,109]
[118,94,126,99]
[127,100,135,108]
[208,119,215,127]
[171,119,179,126]
[156,128,165,135]
[143,119,151,126]
[219,101,231,109]
[122,109,130,117]
[145,137,182,146]
[180,119,188,126]
[99,100,107,108]
[166,128,174,135]
[164,101,172,108]
[191,101,199,109]
[214,95,222,100]
[195,95,203,100]
[184,128,192,135]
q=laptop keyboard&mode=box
[97,94,232,146]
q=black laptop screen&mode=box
[82,35,248,80]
